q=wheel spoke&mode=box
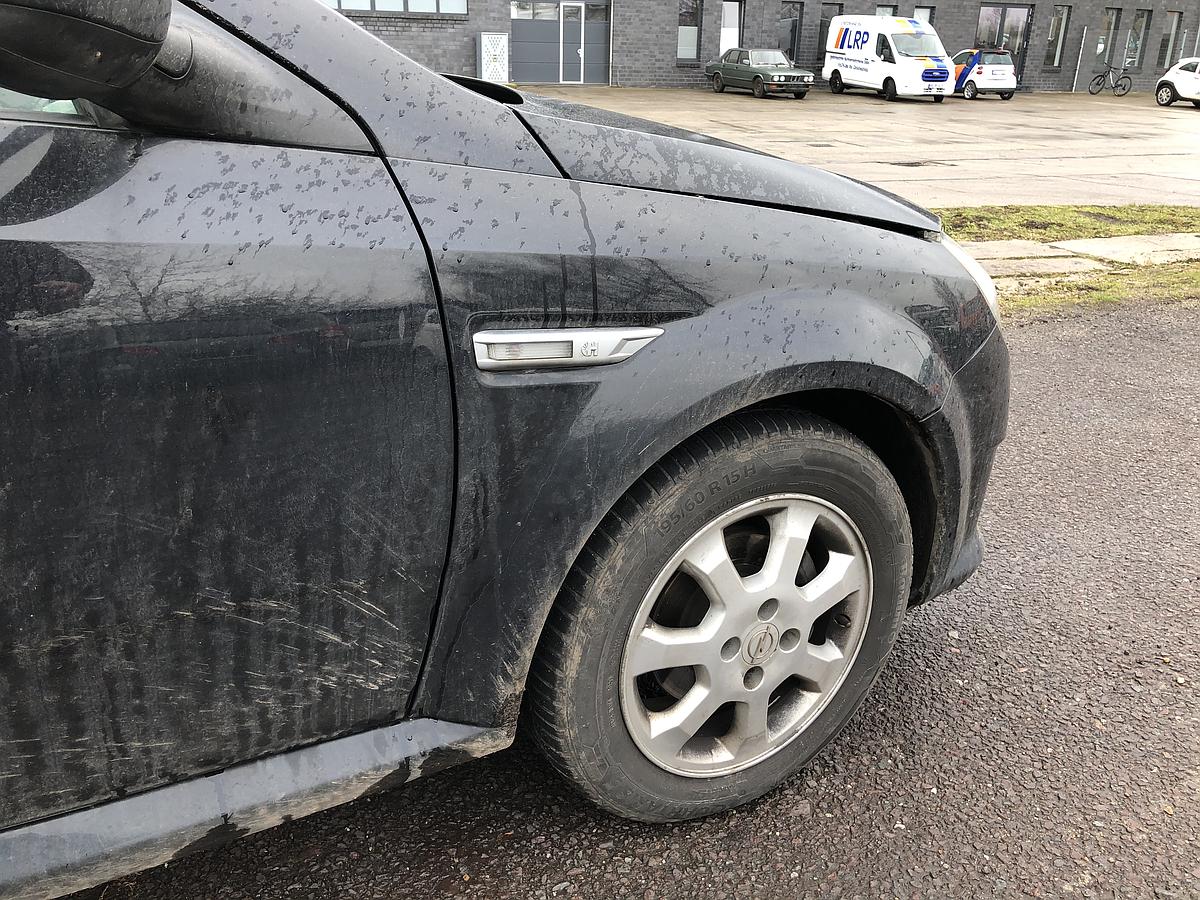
[646,681,725,758]
[679,527,745,607]
[625,622,719,677]
[730,689,772,757]
[801,551,867,616]
[751,503,819,595]
[794,641,845,691]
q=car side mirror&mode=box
[0,0,173,100]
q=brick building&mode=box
[324,0,1200,92]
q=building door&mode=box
[976,4,1033,83]
[819,3,844,65]
[561,2,584,82]
[721,1,744,54]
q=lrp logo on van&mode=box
[835,27,870,50]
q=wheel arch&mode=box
[509,377,957,731]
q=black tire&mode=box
[526,412,913,823]
[1114,75,1132,97]
[829,70,845,94]
[793,91,808,99]
[933,94,945,103]
[1155,83,1175,106]
[883,78,897,102]
[712,72,725,93]
[1193,101,1200,109]
[999,91,1015,101]
[963,80,978,100]
[1088,73,1105,95]
[752,77,766,99]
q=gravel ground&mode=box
[80,300,1200,900]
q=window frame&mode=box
[1157,11,1183,69]
[1042,4,1070,68]
[1096,7,1122,66]
[677,0,704,63]
[1125,8,1152,68]
[323,0,469,15]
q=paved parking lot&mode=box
[77,299,1200,900]
[526,87,1200,208]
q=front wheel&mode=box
[793,91,808,99]
[712,73,725,93]
[882,78,897,102]
[829,71,845,94]
[1155,83,1175,105]
[1114,75,1132,97]
[1088,74,1106,95]
[527,412,913,822]
[752,77,766,99]
[999,91,1015,101]
[963,80,978,100]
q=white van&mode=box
[822,15,952,102]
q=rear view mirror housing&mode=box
[0,0,173,100]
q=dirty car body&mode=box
[0,1,1008,896]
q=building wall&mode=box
[345,1,511,77]
[349,0,1200,91]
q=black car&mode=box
[0,1,1009,897]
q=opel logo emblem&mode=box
[742,623,780,665]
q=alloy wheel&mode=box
[620,494,873,778]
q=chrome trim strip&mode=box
[472,326,664,371]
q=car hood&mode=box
[516,94,939,235]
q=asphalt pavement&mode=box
[73,298,1200,900]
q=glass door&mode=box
[560,2,584,83]
[976,4,1033,83]
[720,1,744,55]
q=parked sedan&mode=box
[0,1,1008,897]
[1155,57,1200,107]
[706,48,816,98]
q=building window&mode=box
[1095,7,1121,64]
[779,0,804,61]
[323,0,468,12]
[678,0,703,61]
[819,2,843,61]
[1043,4,1070,66]
[1125,9,1152,67]
[913,6,934,23]
[875,4,897,15]
[1157,11,1183,68]
[511,1,559,18]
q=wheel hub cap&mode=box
[620,494,873,778]
[742,624,779,665]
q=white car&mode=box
[1156,58,1200,107]
[951,48,1017,100]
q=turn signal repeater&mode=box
[472,327,664,371]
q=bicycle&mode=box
[1088,59,1133,96]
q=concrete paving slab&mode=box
[982,256,1110,277]
[960,239,1078,260]
[1051,232,1200,264]
[525,88,1200,208]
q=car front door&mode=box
[0,3,453,829]
[735,50,753,85]
[1180,61,1200,99]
